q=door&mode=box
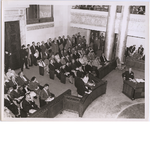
[5,21,21,70]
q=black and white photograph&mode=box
[1,0,149,120]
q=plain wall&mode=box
[126,36,145,50]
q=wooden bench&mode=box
[29,89,71,118]
[98,59,117,79]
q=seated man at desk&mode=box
[39,84,55,107]
[122,68,134,81]
[75,74,92,97]
[100,53,108,65]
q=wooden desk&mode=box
[122,80,145,100]
[98,59,117,79]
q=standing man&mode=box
[36,42,42,60]
[61,35,66,51]
[40,41,47,61]
[20,45,29,71]
[39,84,55,107]
[30,42,38,66]
[27,44,32,66]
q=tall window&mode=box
[26,5,54,24]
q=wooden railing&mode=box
[98,59,117,79]
[29,89,71,118]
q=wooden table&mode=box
[122,80,145,100]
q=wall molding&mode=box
[27,22,54,31]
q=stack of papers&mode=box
[135,78,145,83]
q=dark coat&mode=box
[75,77,89,96]
[122,71,134,80]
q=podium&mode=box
[122,80,145,100]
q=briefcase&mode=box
[60,73,66,84]
[49,70,55,79]
[39,66,44,76]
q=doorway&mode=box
[5,21,21,70]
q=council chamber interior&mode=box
[3,2,147,119]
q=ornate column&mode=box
[86,29,91,45]
[104,5,117,61]
[116,5,130,63]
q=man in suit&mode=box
[27,44,32,66]
[4,93,20,117]
[36,42,42,60]
[100,53,108,64]
[138,45,144,55]
[30,42,38,66]
[21,94,38,117]
[61,35,66,51]
[16,71,30,87]
[40,41,47,61]
[122,68,134,81]
[20,45,29,71]
[39,84,55,107]
[75,74,91,97]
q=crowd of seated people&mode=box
[4,68,55,118]
[72,5,109,12]
[72,5,122,13]
[125,44,145,61]
[4,32,110,117]
[130,6,145,15]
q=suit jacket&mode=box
[40,89,53,101]
[49,63,55,71]
[4,96,19,115]
[122,71,134,80]
[52,43,59,54]
[57,39,62,46]
[85,64,93,73]
[61,38,66,48]
[30,45,36,54]
[9,90,22,99]
[100,55,107,62]
[22,99,38,114]
[28,81,40,91]
[16,75,29,86]
[75,77,89,96]
[40,44,47,56]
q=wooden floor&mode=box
[17,61,145,119]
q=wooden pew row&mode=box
[64,79,107,117]
[29,90,71,118]
[98,59,117,79]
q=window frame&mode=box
[26,5,54,25]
